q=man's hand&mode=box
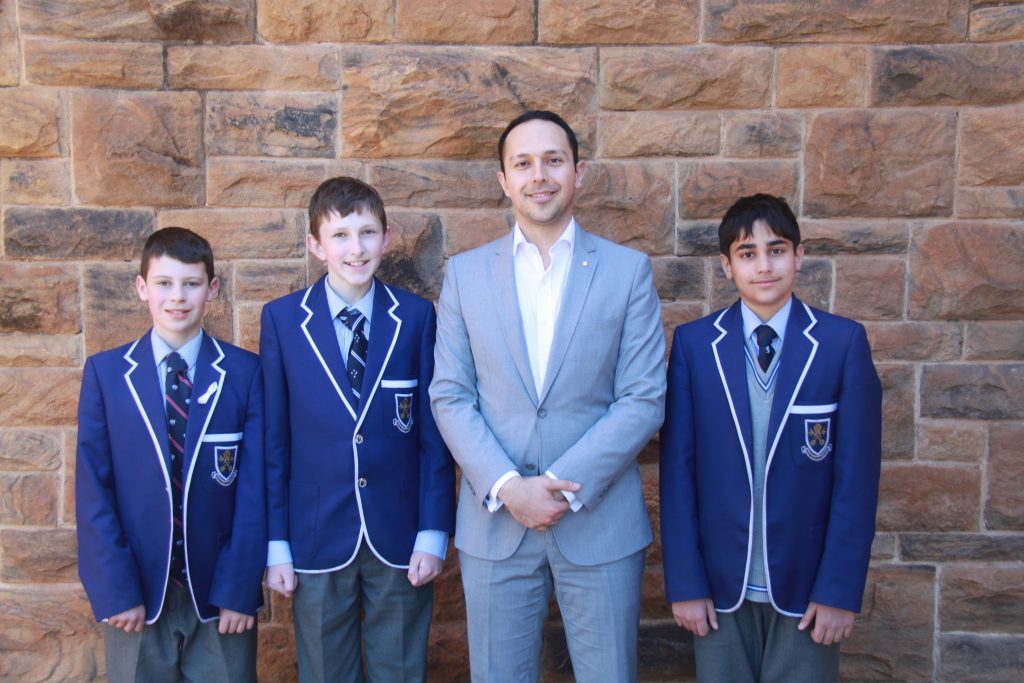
[267,562,297,598]
[798,602,856,645]
[108,604,145,633]
[218,608,255,635]
[407,551,444,587]
[498,476,581,531]
[671,598,718,636]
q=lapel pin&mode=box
[197,382,218,405]
[582,260,589,267]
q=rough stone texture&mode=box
[910,223,1024,320]
[800,221,909,255]
[0,586,101,681]
[61,429,76,526]
[651,257,705,301]
[878,364,915,461]
[938,634,1024,683]
[873,44,1024,107]
[4,207,153,260]
[0,528,78,583]
[343,46,596,158]
[168,45,339,91]
[0,369,81,428]
[599,112,719,159]
[964,321,1024,360]
[538,0,699,45]
[871,533,896,560]
[0,263,79,335]
[833,257,906,320]
[397,0,533,44]
[207,158,347,208]
[921,363,1024,421]
[159,209,305,260]
[0,0,18,86]
[705,0,968,44]
[804,110,956,218]
[776,46,867,108]
[0,429,61,472]
[257,0,391,43]
[901,534,1024,563]
[0,334,81,368]
[0,87,62,157]
[915,420,986,463]
[987,424,1024,531]
[864,322,962,363]
[257,623,298,681]
[233,261,308,302]
[662,301,707,346]
[722,112,802,158]
[24,38,163,88]
[958,108,1024,187]
[369,161,506,209]
[0,472,59,525]
[377,211,444,301]
[678,160,799,220]
[957,187,1024,219]
[441,210,512,256]
[235,302,262,353]
[575,161,674,255]
[675,222,720,257]
[970,6,1024,42]
[601,47,771,111]
[206,92,338,158]
[876,463,980,531]
[1,158,71,205]
[940,565,1024,634]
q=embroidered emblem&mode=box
[211,445,238,485]
[801,419,833,462]
[393,393,414,433]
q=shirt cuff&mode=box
[546,470,583,512]
[413,530,449,560]
[486,470,521,512]
[267,540,293,567]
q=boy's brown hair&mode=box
[308,176,388,239]
[140,227,215,282]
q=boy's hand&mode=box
[267,562,297,598]
[498,476,580,531]
[407,551,444,587]
[798,602,856,645]
[108,604,145,633]
[671,598,718,636]
[218,608,255,634]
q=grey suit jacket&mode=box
[429,225,666,566]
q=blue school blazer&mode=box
[76,332,266,623]
[660,297,882,616]
[260,276,455,572]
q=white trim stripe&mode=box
[381,379,417,388]
[789,403,838,414]
[202,432,243,442]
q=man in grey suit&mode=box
[430,110,666,682]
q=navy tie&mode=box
[165,352,191,588]
[338,307,368,404]
[754,324,777,372]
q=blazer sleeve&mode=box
[75,357,146,621]
[416,304,456,534]
[809,322,882,612]
[260,304,291,544]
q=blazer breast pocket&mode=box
[787,403,837,467]
[201,432,243,487]
[379,379,417,436]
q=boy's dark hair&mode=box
[718,193,801,256]
[498,110,579,172]
[140,227,215,282]
[308,176,388,239]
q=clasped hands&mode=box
[497,475,581,531]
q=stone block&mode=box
[871,533,896,560]
[342,46,596,158]
[710,257,831,312]
[0,334,81,368]
[915,420,986,463]
[878,363,914,461]
[397,0,533,43]
[641,565,671,620]
[957,187,1024,219]
[257,0,391,43]
[4,207,153,260]
[432,553,465,623]
[0,528,77,583]
[921,363,1024,420]
[24,38,163,88]
[377,211,444,301]
[662,301,706,349]
[0,0,18,86]
[901,533,1024,563]
[234,261,308,303]
[864,322,962,363]
[704,0,968,43]
[800,221,909,256]
[206,92,337,158]
[941,565,1024,634]
[599,112,720,159]
[61,429,76,525]
[159,209,306,260]
[575,161,674,255]
[0,87,62,157]
[675,221,719,257]
[833,257,905,321]
[538,0,699,45]
[235,302,262,354]
[72,91,203,207]
[0,472,58,525]
[427,621,471,681]
[678,160,798,220]
[965,321,1024,360]
[987,424,1024,530]
[1,159,71,205]
[369,161,505,209]
[970,6,1024,42]
[959,107,1024,187]
[257,623,297,681]
[652,257,705,301]
[842,565,935,683]
[0,429,62,472]
[877,463,980,532]
[207,158,340,208]
[722,112,802,159]
[0,263,79,335]
[776,46,868,108]
[636,620,696,681]
[873,44,1024,107]
[441,210,513,257]
[910,223,1024,320]
[804,110,955,218]
[600,46,771,111]
[168,45,339,91]
[938,634,1024,683]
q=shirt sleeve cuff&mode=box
[486,470,521,512]
[267,540,293,567]
[546,470,583,512]
[413,530,449,560]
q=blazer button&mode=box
[358,477,367,488]
[354,434,364,444]
[524,463,537,471]
[537,408,547,418]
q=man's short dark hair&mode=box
[308,176,388,239]
[718,194,801,256]
[498,110,579,172]
[140,227,215,282]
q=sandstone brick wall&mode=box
[1,1,1022,681]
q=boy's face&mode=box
[136,255,219,349]
[497,119,585,237]
[308,208,390,304]
[720,219,804,321]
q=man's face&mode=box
[307,209,390,304]
[720,219,804,321]
[497,119,585,235]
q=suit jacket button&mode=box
[537,408,547,418]
[358,477,367,488]
[525,464,536,471]
[354,434,364,444]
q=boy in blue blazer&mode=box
[260,177,455,682]
[660,194,882,682]
[76,227,265,682]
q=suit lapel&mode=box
[300,276,358,420]
[765,297,818,466]
[124,333,172,470]
[712,302,755,474]
[356,280,401,426]
[492,235,539,406]
[183,333,225,481]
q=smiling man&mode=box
[430,111,666,682]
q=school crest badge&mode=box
[393,393,414,433]
[212,445,238,486]
[801,419,832,462]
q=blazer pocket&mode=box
[788,403,838,466]
[202,433,243,487]
[380,379,417,435]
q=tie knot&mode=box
[754,324,776,349]
[166,351,188,374]
[338,307,364,333]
